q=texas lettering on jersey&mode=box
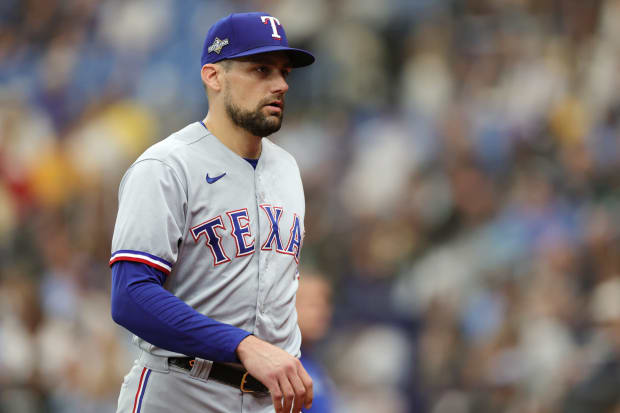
[190,204,303,266]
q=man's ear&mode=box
[201,64,223,92]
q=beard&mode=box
[224,92,284,137]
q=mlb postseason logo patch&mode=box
[208,37,229,54]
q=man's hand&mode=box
[236,335,313,413]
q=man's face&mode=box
[221,52,292,137]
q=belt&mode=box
[168,357,269,394]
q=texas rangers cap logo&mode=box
[260,16,282,40]
[208,37,229,54]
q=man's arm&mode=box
[111,261,313,413]
[111,260,250,362]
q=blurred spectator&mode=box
[296,269,338,413]
[326,324,412,413]
[0,275,48,413]
[562,277,620,413]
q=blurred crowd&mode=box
[1,0,620,412]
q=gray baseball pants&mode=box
[116,351,273,413]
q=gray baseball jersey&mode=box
[111,122,305,411]
[110,122,305,413]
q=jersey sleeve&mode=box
[110,158,187,275]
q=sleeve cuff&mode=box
[110,250,172,275]
[223,330,253,363]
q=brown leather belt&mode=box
[168,357,269,394]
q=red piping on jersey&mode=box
[110,256,171,275]
[132,367,147,413]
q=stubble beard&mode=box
[224,92,284,138]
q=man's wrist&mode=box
[235,334,257,360]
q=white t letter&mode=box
[260,16,282,39]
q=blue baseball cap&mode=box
[201,12,315,68]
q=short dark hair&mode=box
[218,60,233,72]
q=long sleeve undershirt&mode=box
[110,261,251,362]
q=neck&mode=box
[203,110,261,159]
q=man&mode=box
[109,12,315,413]
[296,270,337,413]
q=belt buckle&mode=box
[240,371,255,393]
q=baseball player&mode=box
[109,12,315,413]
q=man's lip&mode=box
[264,101,284,114]
[265,101,283,108]
[264,105,283,115]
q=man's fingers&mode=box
[270,395,282,413]
[278,375,295,413]
[270,383,284,413]
[297,363,314,409]
[289,372,307,413]
[263,372,284,413]
[235,336,314,412]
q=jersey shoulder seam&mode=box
[172,122,211,146]
[125,158,188,197]
[184,131,211,146]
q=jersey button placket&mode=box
[255,169,267,322]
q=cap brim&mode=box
[227,45,315,68]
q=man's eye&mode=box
[257,66,269,73]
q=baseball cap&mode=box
[201,12,315,68]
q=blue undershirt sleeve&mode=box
[110,261,251,363]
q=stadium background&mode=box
[1,0,620,412]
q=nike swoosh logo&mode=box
[206,172,226,184]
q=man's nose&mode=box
[272,73,289,94]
